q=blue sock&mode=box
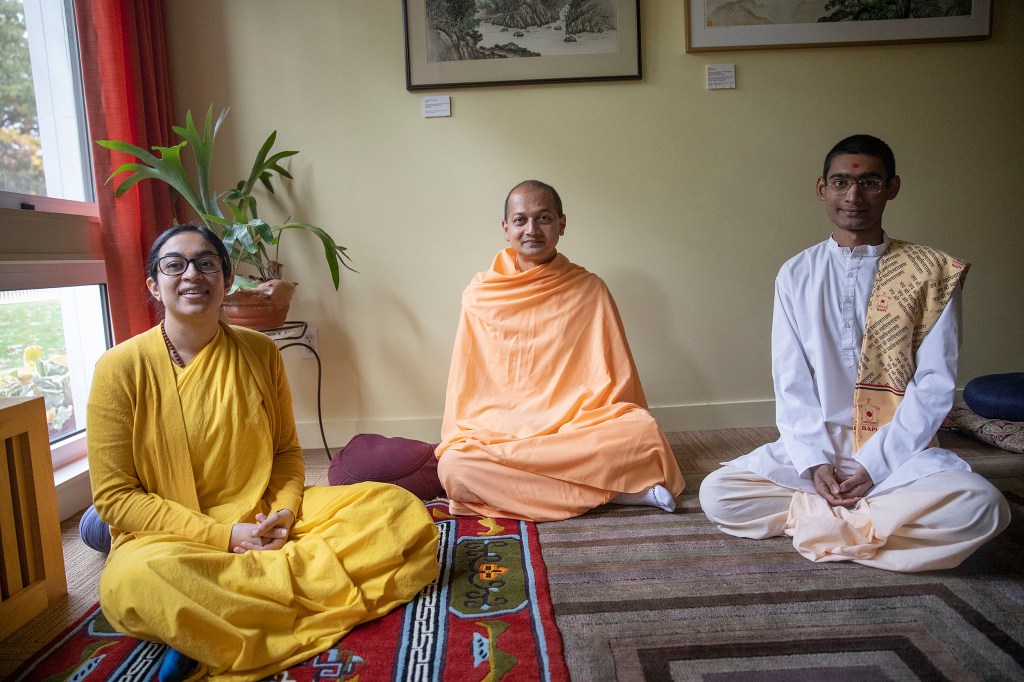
[158,648,201,682]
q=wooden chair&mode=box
[0,396,67,640]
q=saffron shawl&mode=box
[437,249,684,498]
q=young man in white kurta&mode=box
[699,135,1010,572]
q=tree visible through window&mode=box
[0,0,45,195]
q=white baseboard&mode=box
[295,400,778,451]
[650,400,776,432]
[296,417,444,453]
[58,392,959,511]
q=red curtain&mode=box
[75,0,176,343]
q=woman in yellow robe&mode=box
[87,225,439,681]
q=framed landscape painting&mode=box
[403,0,641,90]
[685,0,993,52]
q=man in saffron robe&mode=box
[699,135,1010,572]
[436,180,685,522]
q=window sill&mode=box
[54,455,91,522]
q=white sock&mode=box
[611,484,676,512]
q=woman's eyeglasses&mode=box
[157,255,223,276]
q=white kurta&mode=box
[726,235,970,495]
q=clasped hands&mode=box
[810,463,874,508]
[229,509,295,553]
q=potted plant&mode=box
[97,106,352,329]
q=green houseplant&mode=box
[97,106,352,329]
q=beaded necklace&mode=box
[160,320,186,368]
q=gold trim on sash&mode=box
[853,240,969,451]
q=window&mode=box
[1,0,92,203]
[0,267,110,468]
[1,0,107,474]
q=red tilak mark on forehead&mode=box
[852,163,861,168]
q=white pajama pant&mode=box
[699,467,1011,572]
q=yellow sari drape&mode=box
[89,325,439,681]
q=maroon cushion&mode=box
[328,434,444,499]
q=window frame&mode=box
[1,203,107,470]
[9,0,95,203]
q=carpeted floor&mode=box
[1,427,1021,680]
[540,427,1024,681]
[9,500,569,681]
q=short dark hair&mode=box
[822,134,896,179]
[146,223,232,284]
[504,180,563,220]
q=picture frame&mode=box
[403,0,642,90]
[685,0,992,53]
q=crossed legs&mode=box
[699,466,1010,572]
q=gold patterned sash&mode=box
[853,240,969,451]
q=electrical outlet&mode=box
[301,326,318,359]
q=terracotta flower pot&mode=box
[222,279,297,330]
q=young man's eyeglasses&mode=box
[824,176,889,195]
[157,254,224,276]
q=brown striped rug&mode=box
[539,427,1024,681]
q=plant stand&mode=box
[261,322,332,462]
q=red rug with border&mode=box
[12,500,569,681]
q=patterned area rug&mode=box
[11,500,568,681]
[540,428,1024,681]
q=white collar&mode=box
[827,233,889,258]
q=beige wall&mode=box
[165,1,1024,446]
